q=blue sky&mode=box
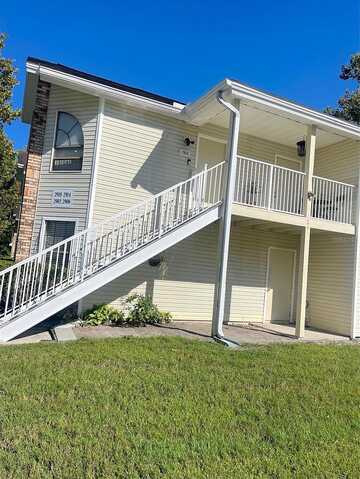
[1,0,359,149]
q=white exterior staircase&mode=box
[0,163,225,341]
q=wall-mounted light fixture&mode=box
[296,139,306,157]
[184,137,195,146]
[148,255,162,267]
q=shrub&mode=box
[125,294,172,327]
[80,295,171,327]
[81,304,125,326]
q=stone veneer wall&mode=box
[15,80,51,262]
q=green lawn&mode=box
[0,257,13,271]
[0,337,359,478]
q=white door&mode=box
[197,137,226,170]
[267,248,295,323]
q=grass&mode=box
[0,337,359,478]
[0,257,13,271]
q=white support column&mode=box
[295,227,311,337]
[351,166,360,339]
[295,125,316,338]
[212,95,240,340]
[303,125,317,217]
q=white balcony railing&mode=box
[312,176,354,224]
[234,156,355,224]
[235,156,305,215]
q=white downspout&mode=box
[211,91,241,347]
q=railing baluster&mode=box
[2,160,353,327]
[4,270,13,317]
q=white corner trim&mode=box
[86,97,105,227]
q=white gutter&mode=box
[211,91,240,349]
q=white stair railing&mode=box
[312,176,354,224]
[235,156,305,215]
[0,162,225,325]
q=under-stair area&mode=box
[0,163,225,341]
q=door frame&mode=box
[264,246,297,323]
[195,133,227,169]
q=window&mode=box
[43,220,76,249]
[52,112,84,171]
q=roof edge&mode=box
[26,57,186,107]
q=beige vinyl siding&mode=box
[308,140,360,336]
[30,85,98,252]
[85,102,300,321]
[315,139,359,185]
[82,223,299,323]
[91,101,196,224]
[91,101,298,225]
[196,123,298,169]
[308,233,354,336]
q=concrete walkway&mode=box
[73,321,349,344]
[6,321,350,345]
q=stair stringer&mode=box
[0,205,221,341]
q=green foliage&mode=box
[125,293,172,326]
[325,52,360,124]
[0,33,20,256]
[81,295,172,327]
[81,304,124,326]
[0,339,359,477]
[0,256,13,271]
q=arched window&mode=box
[52,112,84,171]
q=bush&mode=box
[81,304,125,326]
[81,295,171,327]
[125,294,172,327]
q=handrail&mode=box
[312,175,355,188]
[235,155,355,223]
[237,155,306,175]
[2,162,226,276]
[0,162,226,323]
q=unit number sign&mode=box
[52,190,73,208]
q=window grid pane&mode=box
[53,112,84,171]
[44,221,75,249]
[53,158,83,171]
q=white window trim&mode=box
[39,216,79,252]
[49,110,84,174]
[195,133,227,169]
[275,154,303,171]
[264,246,297,324]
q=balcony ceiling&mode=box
[209,105,345,149]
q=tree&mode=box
[325,53,360,124]
[0,33,20,257]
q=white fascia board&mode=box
[26,61,185,118]
[182,77,360,140]
[180,79,231,125]
[22,70,39,123]
[229,80,360,140]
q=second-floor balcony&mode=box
[233,156,355,230]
